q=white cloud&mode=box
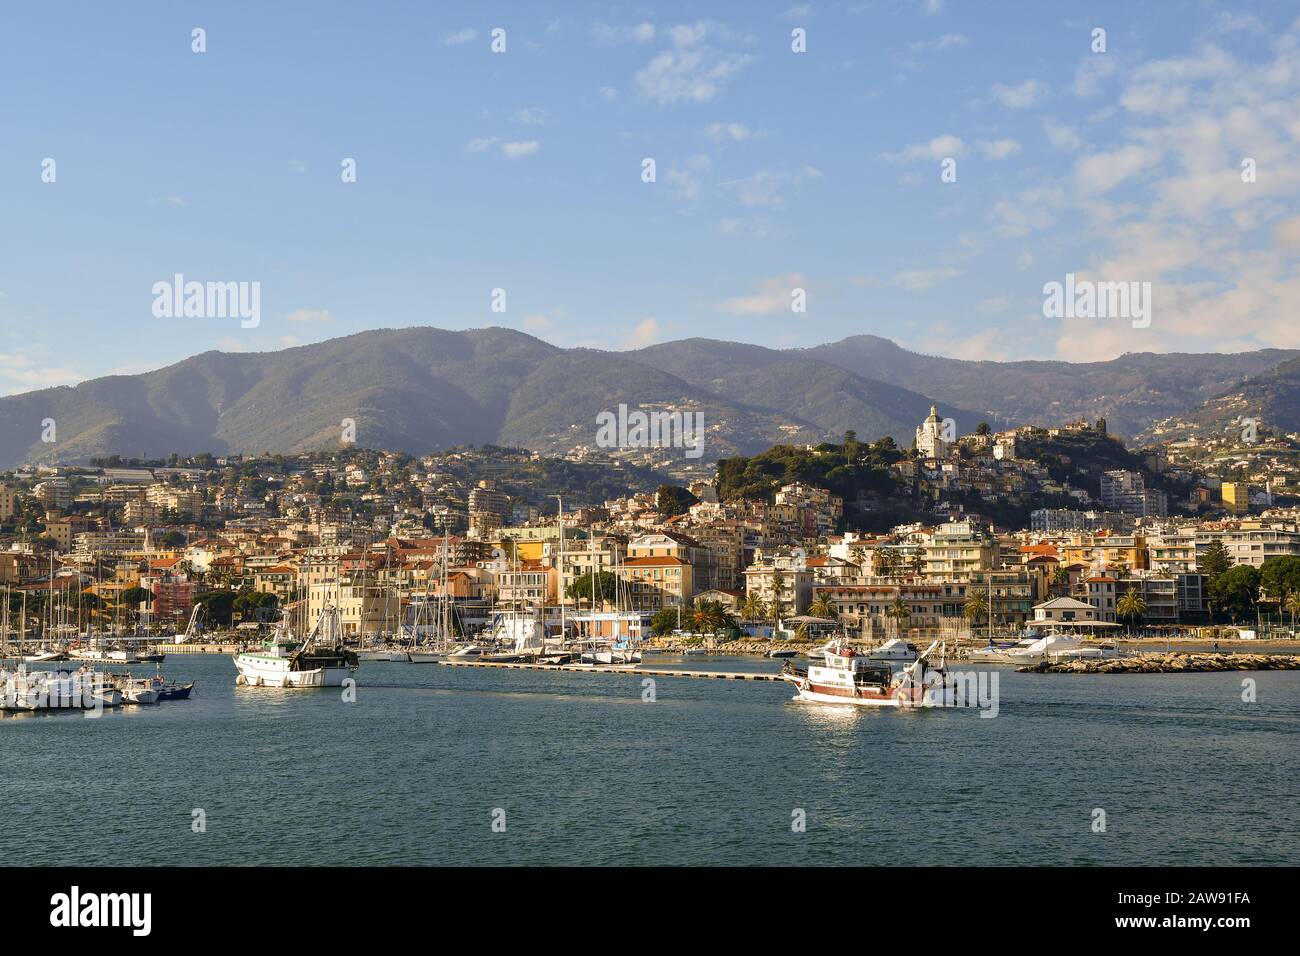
[976,138,1020,160]
[1037,22,1300,359]
[990,79,1045,109]
[908,33,967,53]
[719,165,822,208]
[501,141,540,159]
[1043,120,1082,152]
[881,133,965,163]
[624,317,661,348]
[706,121,756,142]
[466,136,499,153]
[596,86,618,102]
[990,186,1066,237]
[717,274,805,315]
[0,349,84,393]
[442,29,477,46]
[635,22,754,106]
[1074,144,1161,195]
[513,107,549,126]
[665,155,712,201]
[592,21,656,46]
[892,267,963,291]
[286,309,331,323]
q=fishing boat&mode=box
[147,674,195,700]
[780,639,957,708]
[118,676,160,705]
[233,594,358,689]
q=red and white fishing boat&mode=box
[780,639,957,708]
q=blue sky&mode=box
[3,0,1300,396]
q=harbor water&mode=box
[3,655,1297,866]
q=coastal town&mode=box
[4,404,1300,656]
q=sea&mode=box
[3,653,1297,866]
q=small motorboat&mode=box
[119,678,160,705]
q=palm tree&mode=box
[885,597,911,632]
[1116,587,1147,634]
[740,592,765,623]
[1285,591,1300,627]
[964,591,989,639]
[808,593,836,620]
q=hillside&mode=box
[3,326,1294,470]
[800,336,1298,439]
[0,327,978,470]
[1141,355,1300,443]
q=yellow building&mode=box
[1221,482,1249,515]
[0,485,17,522]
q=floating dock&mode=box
[438,659,782,681]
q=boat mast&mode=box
[553,494,564,649]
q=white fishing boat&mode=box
[233,590,358,688]
[118,677,160,705]
[780,639,957,709]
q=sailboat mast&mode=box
[554,494,564,647]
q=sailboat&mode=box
[405,538,458,663]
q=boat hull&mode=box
[233,655,353,688]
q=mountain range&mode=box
[2,326,1297,470]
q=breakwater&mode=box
[1019,653,1300,674]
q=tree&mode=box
[689,599,739,637]
[1211,565,1261,622]
[964,591,989,636]
[1259,556,1300,610]
[1116,587,1148,632]
[1285,591,1300,626]
[1198,540,1231,581]
[886,597,911,628]
[975,422,991,436]
[233,589,279,622]
[1048,565,1070,598]
[739,593,766,623]
[655,484,700,518]
[649,608,679,636]
[566,570,619,607]
[196,589,238,626]
[808,593,836,619]
[767,570,786,625]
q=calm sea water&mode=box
[3,654,1297,866]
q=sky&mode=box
[2,0,1300,397]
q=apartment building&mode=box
[922,520,997,580]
